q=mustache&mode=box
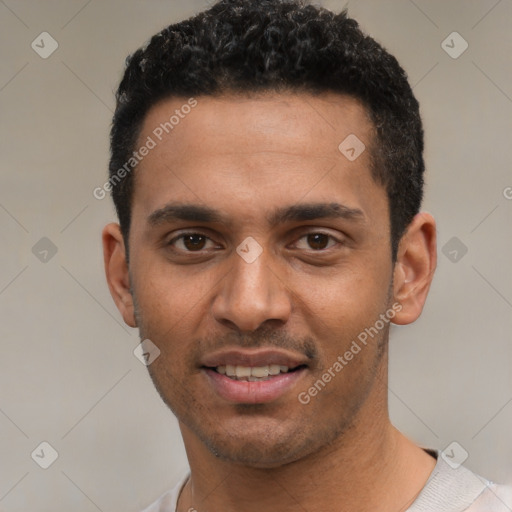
[190,326,319,364]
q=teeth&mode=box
[235,366,251,378]
[251,366,269,378]
[215,364,291,380]
[269,364,281,375]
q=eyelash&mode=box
[167,231,341,253]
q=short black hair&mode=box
[109,0,424,261]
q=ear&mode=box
[102,223,137,328]
[391,212,437,325]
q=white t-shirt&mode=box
[141,451,512,512]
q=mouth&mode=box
[200,347,310,404]
[206,363,307,382]
[200,349,310,404]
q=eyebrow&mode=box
[147,201,365,228]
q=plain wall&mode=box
[0,1,511,510]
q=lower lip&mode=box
[203,368,307,404]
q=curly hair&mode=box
[109,0,424,261]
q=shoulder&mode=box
[139,473,190,512]
[465,482,512,512]
[407,449,512,512]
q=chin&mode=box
[189,414,325,468]
[204,435,309,468]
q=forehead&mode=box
[130,91,385,231]
[140,91,373,160]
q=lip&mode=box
[200,348,310,404]
[200,348,309,369]
[203,366,308,404]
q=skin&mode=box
[103,92,437,512]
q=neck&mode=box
[176,360,436,512]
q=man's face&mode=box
[126,92,396,467]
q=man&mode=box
[102,1,511,511]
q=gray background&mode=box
[1,0,511,510]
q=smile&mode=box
[213,364,296,381]
[202,365,308,404]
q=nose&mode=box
[211,248,292,333]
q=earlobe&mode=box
[102,223,137,328]
[391,212,437,325]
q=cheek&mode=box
[294,258,391,330]
[289,266,392,388]
[130,261,212,363]
[133,251,211,315]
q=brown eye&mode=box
[308,233,333,250]
[293,232,340,251]
[183,234,207,251]
[169,233,216,252]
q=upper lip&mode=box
[201,348,309,369]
